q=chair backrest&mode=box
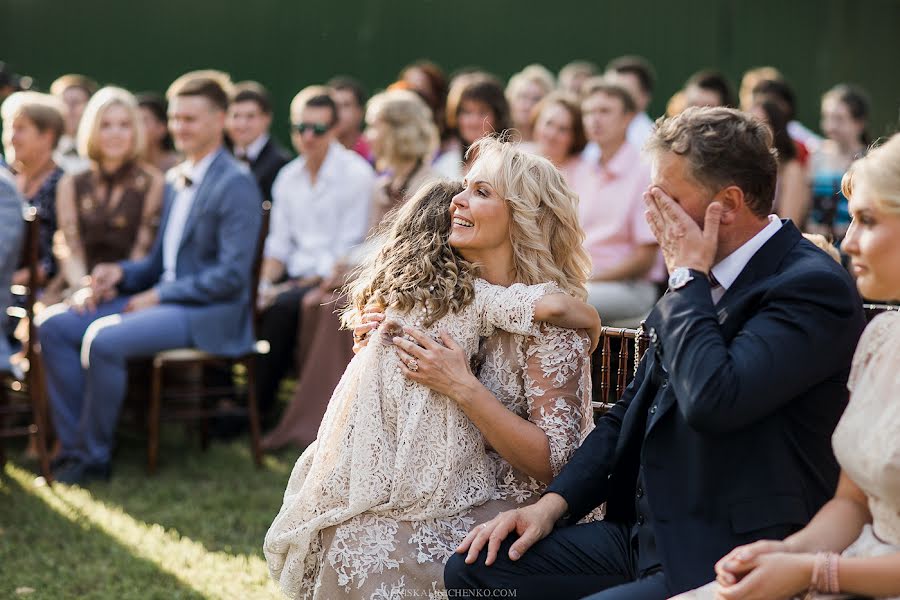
[249,200,272,333]
[592,325,650,416]
[7,206,40,371]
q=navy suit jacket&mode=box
[118,149,262,357]
[250,138,291,203]
[546,222,866,594]
[0,171,24,367]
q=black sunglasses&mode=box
[292,122,331,136]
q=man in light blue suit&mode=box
[0,169,24,373]
[38,71,262,484]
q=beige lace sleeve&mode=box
[848,312,896,393]
[473,278,561,338]
[522,324,593,476]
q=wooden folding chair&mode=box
[145,201,271,473]
[1,205,52,482]
[591,324,650,417]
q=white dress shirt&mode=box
[235,134,269,163]
[161,149,219,283]
[627,112,655,149]
[264,142,375,279]
[709,215,783,304]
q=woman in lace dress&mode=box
[286,138,596,599]
[674,134,900,600]
[266,170,600,599]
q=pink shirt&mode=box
[570,141,660,280]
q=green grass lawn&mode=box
[0,428,303,599]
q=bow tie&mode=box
[177,173,194,189]
[234,151,251,165]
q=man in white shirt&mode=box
[39,71,262,484]
[255,86,375,417]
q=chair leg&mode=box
[147,360,162,474]
[244,359,263,467]
[29,356,52,483]
[199,365,210,452]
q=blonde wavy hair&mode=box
[467,136,590,300]
[77,86,145,162]
[842,133,900,215]
[366,89,438,168]
[342,179,475,328]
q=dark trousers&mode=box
[255,285,313,415]
[444,521,671,600]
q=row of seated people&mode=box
[0,60,881,468]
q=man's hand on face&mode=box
[644,186,722,274]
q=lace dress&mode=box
[674,311,900,600]
[264,279,594,599]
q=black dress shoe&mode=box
[53,460,111,485]
[50,454,76,471]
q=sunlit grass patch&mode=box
[1,433,303,599]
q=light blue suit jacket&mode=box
[118,149,262,357]
[0,170,24,369]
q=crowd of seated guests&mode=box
[0,56,893,493]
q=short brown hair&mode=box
[50,73,98,98]
[0,91,65,147]
[646,106,778,218]
[166,70,233,112]
[530,91,587,156]
[230,80,273,114]
[446,73,511,134]
[605,55,656,95]
[581,77,637,114]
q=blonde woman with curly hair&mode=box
[265,174,600,599]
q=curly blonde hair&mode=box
[466,136,591,300]
[342,179,475,328]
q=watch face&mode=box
[669,268,693,289]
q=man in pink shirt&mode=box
[571,80,661,326]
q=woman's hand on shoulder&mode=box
[392,327,480,403]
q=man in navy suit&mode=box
[445,107,866,599]
[38,71,261,485]
[225,81,291,204]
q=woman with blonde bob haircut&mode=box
[53,86,164,297]
[675,134,900,600]
[339,136,599,597]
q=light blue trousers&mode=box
[38,296,192,465]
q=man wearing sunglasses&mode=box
[256,85,375,422]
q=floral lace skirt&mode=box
[301,496,530,600]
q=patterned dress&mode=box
[264,279,594,599]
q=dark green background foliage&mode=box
[2,0,898,147]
